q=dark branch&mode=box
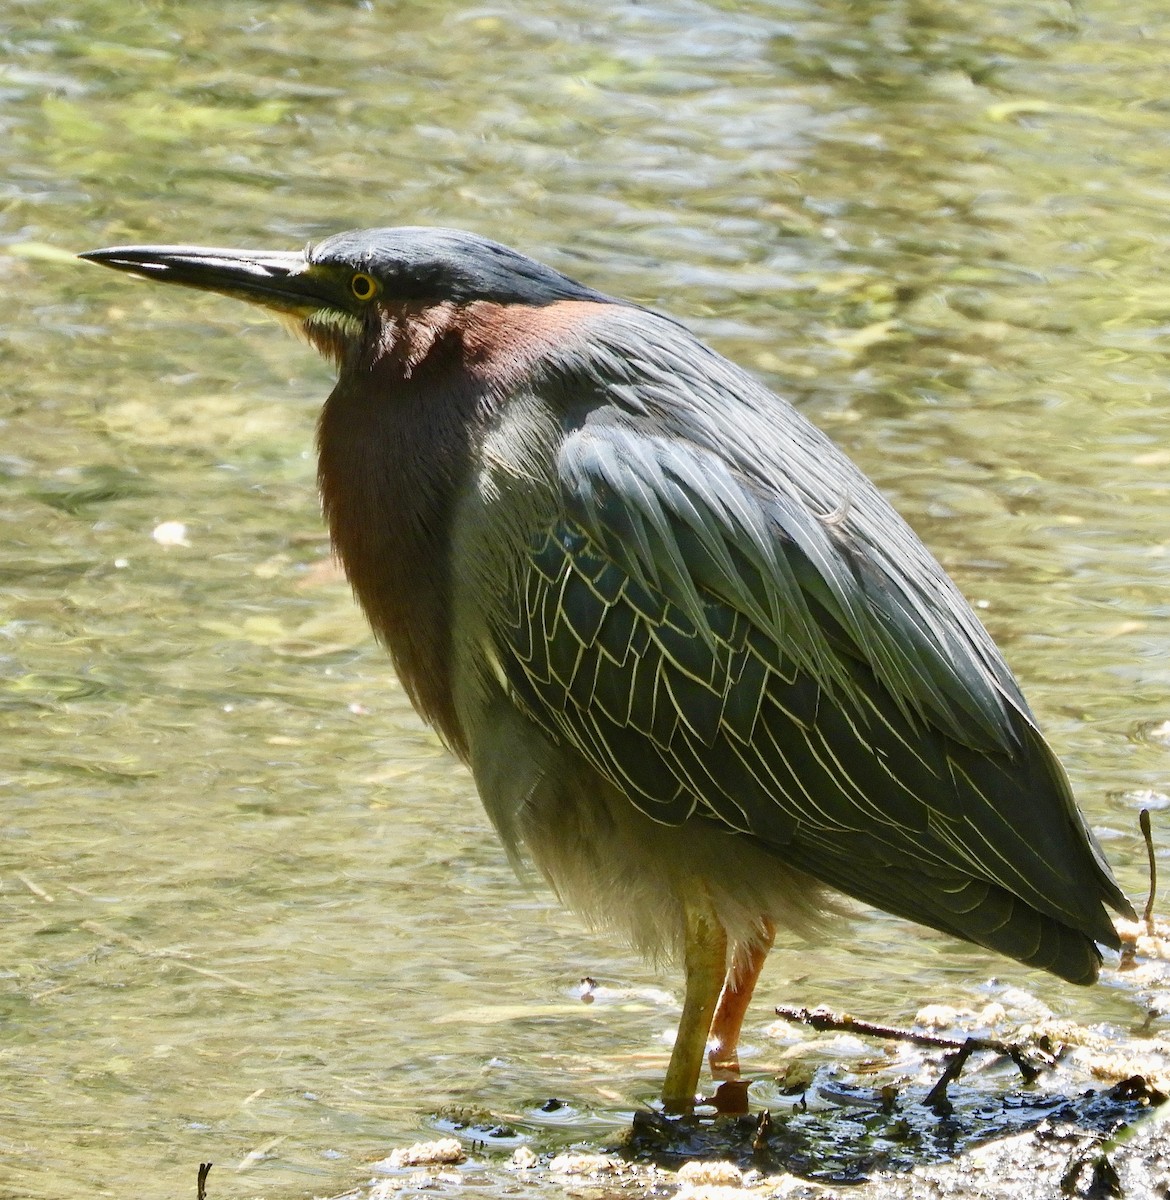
[773,1004,1048,1114]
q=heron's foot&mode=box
[708,1078,751,1114]
[708,1042,741,1079]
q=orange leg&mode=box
[708,921,775,1077]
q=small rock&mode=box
[915,1004,964,1029]
[977,1002,1007,1027]
[767,1173,834,1197]
[152,520,190,547]
[548,1152,619,1176]
[510,1146,539,1170]
[386,1137,466,1168]
[675,1186,752,1200]
[677,1161,744,1187]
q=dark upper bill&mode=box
[78,244,327,314]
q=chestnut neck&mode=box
[316,304,486,757]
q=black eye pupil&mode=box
[353,274,375,299]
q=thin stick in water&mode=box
[1141,808,1157,935]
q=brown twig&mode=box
[773,1004,1048,1113]
[1141,808,1157,936]
[1118,809,1157,969]
[197,1163,212,1200]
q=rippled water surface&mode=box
[4,1,1170,1196]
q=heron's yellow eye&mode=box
[350,272,378,301]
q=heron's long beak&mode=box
[79,244,327,315]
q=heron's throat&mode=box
[296,301,469,374]
[298,308,363,364]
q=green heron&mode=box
[81,228,1133,1112]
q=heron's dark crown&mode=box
[310,226,616,308]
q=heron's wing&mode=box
[491,411,1128,977]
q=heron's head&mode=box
[81,226,613,368]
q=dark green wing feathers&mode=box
[492,316,1130,982]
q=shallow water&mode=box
[3,1,1170,1196]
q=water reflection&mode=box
[3,1,1169,1196]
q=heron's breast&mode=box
[316,354,486,758]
